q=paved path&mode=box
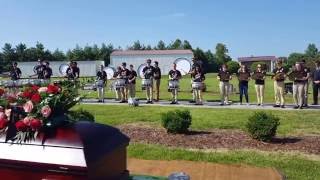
[81,98,320,111]
[128,158,283,180]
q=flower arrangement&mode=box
[0,82,83,143]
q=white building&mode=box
[18,61,104,78]
[110,50,194,75]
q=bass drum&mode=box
[137,64,147,78]
[174,58,191,76]
[59,64,69,76]
[104,67,116,80]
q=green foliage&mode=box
[246,112,280,142]
[250,62,267,71]
[68,108,95,122]
[226,61,240,74]
[215,43,232,65]
[161,109,192,134]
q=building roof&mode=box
[111,49,193,56]
[238,56,277,62]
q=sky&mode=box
[0,0,320,58]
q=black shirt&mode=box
[43,67,52,79]
[313,68,320,82]
[97,71,107,82]
[35,65,45,79]
[120,68,130,80]
[153,67,161,80]
[142,66,155,79]
[128,70,137,84]
[193,72,205,82]
[253,71,266,85]
[272,67,286,81]
[218,70,231,82]
[237,70,250,82]
[169,70,182,80]
[293,70,307,84]
[10,68,21,80]
[66,67,80,80]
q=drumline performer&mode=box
[312,60,320,105]
[30,59,45,79]
[9,62,22,93]
[142,59,155,104]
[66,61,80,80]
[153,61,161,102]
[128,64,137,98]
[192,66,205,105]
[217,64,232,105]
[113,66,122,101]
[301,59,311,107]
[290,62,308,109]
[252,64,266,106]
[189,57,202,103]
[96,65,107,103]
[168,63,182,104]
[237,64,251,105]
[119,62,130,103]
[272,60,287,108]
[43,61,52,80]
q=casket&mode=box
[0,121,130,180]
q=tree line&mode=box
[0,39,319,73]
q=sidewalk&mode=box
[81,98,320,111]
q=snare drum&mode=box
[168,80,179,90]
[95,80,105,88]
[3,80,14,88]
[141,78,152,90]
[192,82,204,90]
[115,79,126,89]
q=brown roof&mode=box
[111,50,193,56]
[238,56,277,62]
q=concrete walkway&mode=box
[128,158,283,180]
[81,98,320,111]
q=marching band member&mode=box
[66,61,80,80]
[113,66,122,101]
[128,64,137,98]
[189,57,202,103]
[301,59,311,107]
[96,65,107,103]
[272,60,287,108]
[10,62,21,81]
[168,63,182,104]
[252,64,266,106]
[30,59,45,79]
[292,62,308,109]
[312,61,320,105]
[119,62,130,103]
[142,59,155,104]
[217,64,232,105]
[237,64,251,105]
[43,61,52,80]
[192,66,205,105]
[153,61,161,102]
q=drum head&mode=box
[174,58,191,76]
[104,67,115,80]
[59,64,69,76]
[138,64,147,78]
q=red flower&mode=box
[31,93,41,103]
[0,119,8,129]
[22,89,33,99]
[31,85,40,92]
[7,95,16,103]
[15,121,28,131]
[30,119,42,130]
[0,88,5,96]
[47,84,59,94]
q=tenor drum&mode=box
[192,82,203,90]
[141,78,152,89]
[168,80,179,89]
[95,80,105,88]
[3,80,14,87]
[29,79,41,85]
[114,79,126,89]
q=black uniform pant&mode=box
[313,83,320,105]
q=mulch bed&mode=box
[118,125,320,155]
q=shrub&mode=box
[250,62,267,71]
[161,109,192,134]
[68,109,95,122]
[226,61,240,74]
[246,112,280,142]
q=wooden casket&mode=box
[0,121,130,180]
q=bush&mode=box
[246,112,280,142]
[68,109,95,122]
[250,62,267,71]
[226,61,240,74]
[161,109,192,134]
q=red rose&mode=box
[31,93,41,103]
[7,95,16,103]
[30,119,42,130]
[22,89,33,99]
[0,88,5,96]
[41,105,52,118]
[15,121,28,131]
[47,84,59,94]
[31,85,40,92]
[0,119,8,129]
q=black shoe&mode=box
[299,106,303,109]
[146,101,150,104]
[293,106,299,109]
[281,105,285,108]
[311,103,318,105]
[219,103,224,106]
[98,100,102,102]
[189,100,195,103]
[257,104,261,106]
[273,105,280,108]
[303,104,309,108]
[170,101,175,104]
[149,101,153,104]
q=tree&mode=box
[205,50,218,72]
[129,40,142,50]
[15,43,27,62]
[52,49,66,61]
[305,43,318,58]
[215,43,231,65]
[183,40,192,50]
[168,39,183,49]
[99,43,114,65]
[287,52,305,67]
[156,40,166,50]
[226,61,240,74]
[35,42,45,59]
[193,48,208,73]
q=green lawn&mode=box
[79,73,314,104]
[75,104,320,136]
[128,143,320,180]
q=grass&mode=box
[79,73,315,104]
[74,104,320,136]
[128,143,320,180]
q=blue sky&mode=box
[1,0,319,58]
